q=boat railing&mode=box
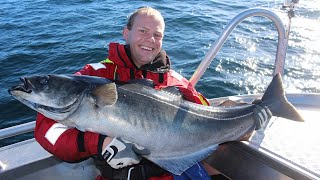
[189,8,288,86]
[0,8,290,142]
[0,121,35,141]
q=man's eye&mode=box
[139,29,146,33]
[154,34,163,38]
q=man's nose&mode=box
[145,34,155,43]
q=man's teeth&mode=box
[141,46,153,51]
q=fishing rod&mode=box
[282,0,299,40]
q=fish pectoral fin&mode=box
[91,83,118,107]
[149,144,218,175]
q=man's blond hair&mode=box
[126,7,165,30]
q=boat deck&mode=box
[0,139,99,180]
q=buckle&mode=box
[127,165,146,180]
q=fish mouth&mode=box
[8,77,83,120]
[34,91,85,121]
[9,77,32,94]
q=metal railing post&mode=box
[189,8,288,86]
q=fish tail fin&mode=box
[260,73,304,122]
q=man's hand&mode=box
[253,105,272,130]
[101,137,150,169]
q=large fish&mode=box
[8,73,303,175]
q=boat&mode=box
[1,2,319,180]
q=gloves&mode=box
[253,105,272,130]
[102,137,150,169]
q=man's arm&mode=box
[35,113,149,167]
[34,113,104,162]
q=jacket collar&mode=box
[108,43,170,73]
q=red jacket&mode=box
[34,43,209,179]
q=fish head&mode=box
[8,74,94,121]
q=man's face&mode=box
[123,14,165,67]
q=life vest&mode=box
[76,43,209,105]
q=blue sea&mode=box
[0,0,319,147]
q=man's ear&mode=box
[123,27,129,41]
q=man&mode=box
[34,7,270,180]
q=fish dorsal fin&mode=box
[127,78,154,87]
[161,86,182,96]
[148,144,218,175]
[218,100,247,107]
[91,83,118,107]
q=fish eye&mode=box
[40,76,49,85]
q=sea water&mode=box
[0,0,319,146]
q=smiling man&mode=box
[123,8,165,68]
[34,7,217,180]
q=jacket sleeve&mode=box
[34,64,107,162]
[34,113,105,162]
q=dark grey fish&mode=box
[8,73,303,175]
